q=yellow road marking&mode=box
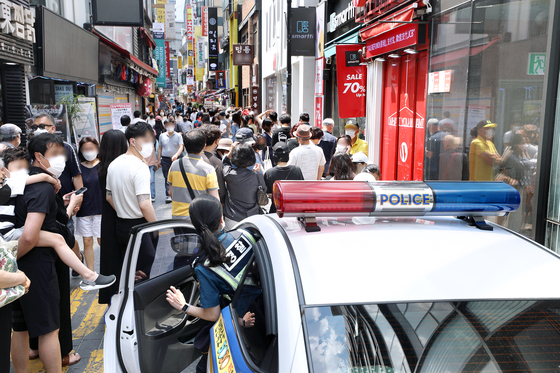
[72,296,106,340]
[83,349,104,373]
[70,287,86,315]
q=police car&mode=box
[104,181,560,373]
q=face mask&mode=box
[512,126,521,132]
[336,144,347,153]
[82,151,98,161]
[345,130,356,137]
[44,155,66,178]
[8,169,29,179]
[167,127,174,133]
[256,143,266,151]
[135,141,154,158]
[485,129,495,138]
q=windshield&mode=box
[304,300,560,373]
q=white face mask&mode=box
[345,130,357,137]
[336,144,347,153]
[135,141,154,158]
[166,127,174,133]
[6,168,29,180]
[82,151,98,161]
[44,155,66,178]
[485,129,495,138]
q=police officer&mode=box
[166,195,259,373]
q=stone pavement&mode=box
[10,167,202,373]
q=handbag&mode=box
[255,173,269,206]
[178,158,197,200]
[262,147,273,173]
[0,240,25,308]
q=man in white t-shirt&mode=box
[288,124,326,180]
[107,122,157,281]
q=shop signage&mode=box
[527,53,546,76]
[314,96,323,127]
[315,2,324,58]
[315,57,324,96]
[27,104,70,143]
[428,70,452,94]
[165,41,170,77]
[336,44,366,118]
[290,7,315,57]
[201,6,208,37]
[207,7,218,71]
[54,84,73,103]
[216,71,226,89]
[154,38,166,87]
[251,64,258,86]
[187,68,193,77]
[187,77,194,86]
[232,44,253,65]
[251,86,259,112]
[365,23,419,59]
[73,97,99,146]
[164,3,175,39]
[329,2,354,33]
[0,0,35,43]
[110,103,132,131]
[186,6,194,41]
[153,23,164,39]
[196,36,205,68]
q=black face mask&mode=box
[0,183,12,205]
[256,144,266,151]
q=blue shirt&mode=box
[318,131,337,175]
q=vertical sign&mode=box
[155,39,166,87]
[164,3,175,39]
[201,6,208,36]
[335,44,366,118]
[153,23,165,39]
[165,41,171,77]
[314,96,323,127]
[396,54,417,181]
[315,2,325,59]
[207,7,218,71]
[216,71,226,89]
[290,8,316,56]
[251,86,259,113]
[186,6,194,41]
[196,36,205,68]
[315,57,324,96]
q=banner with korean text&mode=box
[335,44,366,118]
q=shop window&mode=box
[426,0,553,240]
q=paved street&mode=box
[9,168,202,373]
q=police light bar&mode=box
[273,181,520,218]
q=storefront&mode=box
[0,0,35,131]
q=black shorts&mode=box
[12,247,60,338]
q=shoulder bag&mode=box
[262,147,273,173]
[0,240,25,308]
[178,158,196,200]
[255,172,269,206]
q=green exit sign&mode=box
[528,53,546,75]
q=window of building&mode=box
[425,0,554,240]
[253,21,258,58]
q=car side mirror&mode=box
[170,234,201,256]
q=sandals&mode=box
[62,352,81,366]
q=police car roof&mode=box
[271,216,560,306]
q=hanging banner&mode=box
[365,23,421,59]
[154,38,166,87]
[315,2,325,58]
[164,3,175,39]
[201,6,208,36]
[110,103,132,131]
[153,22,165,39]
[216,71,226,89]
[178,56,183,69]
[315,57,324,96]
[314,96,323,127]
[155,4,165,24]
[195,65,204,81]
[335,44,366,118]
[165,41,171,77]
[186,6,194,41]
[207,7,218,71]
[196,36,205,68]
[290,7,316,56]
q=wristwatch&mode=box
[182,303,190,314]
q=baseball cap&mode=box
[235,127,256,144]
[273,141,290,159]
[217,138,233,151]
[0,123,21,140]
[476,120,497,130]
[295,124,311,139]
[155,115,162,121]
[351,152,369,164]
[219,111,226,117]
[345,120,359,130]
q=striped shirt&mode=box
[167,154,219,218]
[0,173,27,235]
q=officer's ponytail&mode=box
[189,195,228,267]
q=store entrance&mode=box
[380,50,429,181]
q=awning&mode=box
[324,33,360,58]
[360,2,418,42]
[140,27,156,49]
[94,29,158,78]
[430,36,501,69]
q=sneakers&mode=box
[165,196,172,204]
[151,198,156,203]
[80,274,116,291]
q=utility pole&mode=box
[286,0,292,115]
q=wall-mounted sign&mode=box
[110,103,132,131]
[216,71,226,89]
[54,84,73,103]
[428,70,452,94]
[153,22,164,39]
[154,38,166,87]
[315,2,324,58]
[251,64,258,86]
[365,23,422,59]
[329,2,354,33]
[165,41,170,77]
[0,0,35,43]
[164,3,175,39]
[336,44,366,118]
[232,44,253,65]
[186,6,194,41]
[207,7,218,71]
[196,36,205,68]
[201,6,208,37]
[527,53,546,75]
[290,7,315,57]
[251,86,259,113]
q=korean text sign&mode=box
[110,103,132,131]
[207,7,218,71]
[365,23,419,59]
[232,44,253,65]
[336,44,366,118]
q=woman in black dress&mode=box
[98,130,128,304]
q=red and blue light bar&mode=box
[272,181,520,218]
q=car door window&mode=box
[230,227,278,372]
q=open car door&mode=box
[104,219,212,373]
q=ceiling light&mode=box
[388,53,400,58]
[375,56,386,62]
[404,47,418,54]
[4,62,17,65]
